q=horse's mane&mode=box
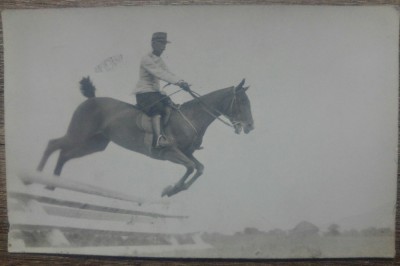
[182,86,235,108]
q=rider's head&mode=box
[151,32,170,57]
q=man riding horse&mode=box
[36,32,254,197]
[135,32,191,148]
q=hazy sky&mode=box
[3,5,399,234]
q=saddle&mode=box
[134,104,176,131]
[135,108,175,155]
[135,105,206,156]
[135,111,153,133]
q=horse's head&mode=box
[228,79,254,134]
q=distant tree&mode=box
[361,227,394,237]
[325,224,340,236]
[234,231,243,237]
[267,228,287,237]
[243,227,262,235]
[361,227,380,236]
[290,221,319,237]
[342,229,360,237]
[377,227,394,236]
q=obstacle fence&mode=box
[8,174,212,257]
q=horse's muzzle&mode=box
[244,122,254,134]
[234,124,242,134]
[235,122,254,134]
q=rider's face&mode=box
[152,40,167,56]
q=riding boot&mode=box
[151,115,170,148]
[163,106,171,127]
[171,102,181,110]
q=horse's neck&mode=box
[182,87,233,135]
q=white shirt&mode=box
[135,52,181,94]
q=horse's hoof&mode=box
[45,185,55,191]
[161,185,174,197]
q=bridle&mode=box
[155,84,243,135]
[186,87,241,130]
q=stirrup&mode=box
[155,135,171,148]
[171,103,181,110]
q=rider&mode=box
[135,32,191,148]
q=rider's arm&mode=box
[141,56,181,86]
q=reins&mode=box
[145,85,239,133]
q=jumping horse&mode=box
[37,77,254,197]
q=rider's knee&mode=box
[151,114,162,119]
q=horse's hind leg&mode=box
[46,134,109,190]
[53,134,110,177]
[37,137,67,172]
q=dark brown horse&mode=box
[37,77,254,197]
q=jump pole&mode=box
[19,173,166,206]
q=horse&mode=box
[37,77,254,197]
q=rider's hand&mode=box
[177,80,191,92]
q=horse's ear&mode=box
[235,78,246,92]
[243,86,250,92]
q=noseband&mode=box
[227,87,242,128]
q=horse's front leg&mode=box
[181,155,204,191]
[162,167,194,197]
[161,148,196,197]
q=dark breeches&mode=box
[136,92,171,117]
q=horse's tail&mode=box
[79,76,96,98]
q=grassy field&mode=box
[173,233,395,259]
[12,228,394,259]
